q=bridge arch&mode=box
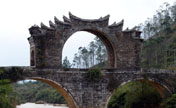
[120,78,171,96]
[105,78,171,108]
[18,77,77,108]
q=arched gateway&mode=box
[28,12,142,69]
[0,13,176,108]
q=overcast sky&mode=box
[0,0,175,66]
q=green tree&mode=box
[89,41,97,66]
[72,37,107,68]
[93,37,107,65]
[80,47,89,68]
[73,53,81,68]
[171,2,176,22]
[0,79,15,108]
[62,56,72,68]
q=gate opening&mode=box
[62,31,108,68]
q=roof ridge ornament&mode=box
[49,20,56,28]
[109,19,124,27]
[108,19,124,31]
[40,22,50,29]
[54,16,71,26]
[102,15,110,21]
[68,12,110,22]
[63,15,71,23]
[124,26,141,32]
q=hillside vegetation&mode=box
[0,79,15,108]
[141,2,176,70]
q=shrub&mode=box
[87,67,102,81]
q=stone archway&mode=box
[28,12,143,70]
[62,29,115,68]
[26,77,77,108]
[121,79,171,98]
[55,13,117,68]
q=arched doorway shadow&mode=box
[25,77,77,108]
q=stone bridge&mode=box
[0,67,176,108]
[1,13,176,108]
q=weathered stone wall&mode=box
[0,67,176,108]
[28,13,143,70]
